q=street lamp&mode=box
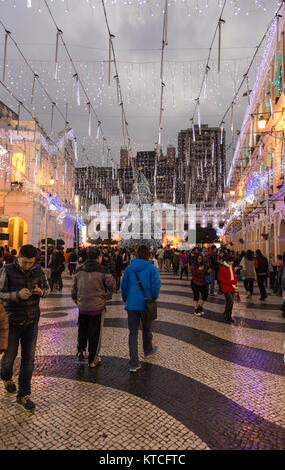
[230,190,235,197]
[49,176,55,185]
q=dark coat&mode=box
[0,262,50,323]
[0,303,8,352]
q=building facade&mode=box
[225,6,285,259]
[0,105,76,251]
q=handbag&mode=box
[134,271,157,321]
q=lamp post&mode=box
[44,177,55,270]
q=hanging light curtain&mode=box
[50,102,55,135]
[211,140,215,164]
[191,120,196,142]
[30,73,38,105]
[218,18,225,74]
[220,121,225,145]
[2,30,10,82]
[196,98,201,135]
[87,102,91,137]
[73,74,80,106]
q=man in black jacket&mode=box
[49,248,65,291]
[0,245,50,412]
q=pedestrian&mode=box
[49,248,65,291]
[156,246,164,271]
[179,251,189,280]
[72,247,116,367]
[5,249,17,265]
[164,246,172,272]
[189,253,210,316]
[149,251,159,268]
[240,250,256,301]
[68,249,78,276]
[121,245,161,372]
[218,254,238,323]
[114,249,123,292]
[208,245,218,296]
[0,244,50,411]
[0,303,8,354]
[255,249,269,300]
[172,249,180,275]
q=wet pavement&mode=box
[0,272,285,450]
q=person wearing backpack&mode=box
[255,250,269,301]
[121,245,161,372]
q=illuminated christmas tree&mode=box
[119,170,162,248]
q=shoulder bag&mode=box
[134,271,157,321]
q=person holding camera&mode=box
[0,245,50,412]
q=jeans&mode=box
[50,270,63,290]
[77,313,104,364]
[224,292,234,318]
[69,262,77,276]
[244,279,254,296]
[180,266,188,279]
[127,310,153,367]
[209,269,215,294]
[158,259,164,271]
[1,320,39,399]
[165,259,171,272]
[173,263,179,275]
[115,274,121,291]
[257,274,267,299]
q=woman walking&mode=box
[255,249,269,300]
[72,248,116,367]
[121,245,161,372]
[218,255,238,323]
[189,253,210,316]
[241,250,256,301]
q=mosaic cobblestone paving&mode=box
[0,272,285,450]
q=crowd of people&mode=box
[0,241,285,413]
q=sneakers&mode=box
[143,345,158,359]
[198,305,204,315]
[4,379,16,394]
[129,363,142,373]
[88,357,102,368]
[194,308,202,316]
[16,396,35,412]
[76,350,85,361]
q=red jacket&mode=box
[218,265,237,293]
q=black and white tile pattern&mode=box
[0,272,285,450]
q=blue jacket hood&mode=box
[128,258,152,272]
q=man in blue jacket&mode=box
[121,245,161,372]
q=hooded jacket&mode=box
[121,258,161,311]
[71,259,116,312]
